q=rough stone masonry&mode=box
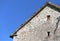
[10,2,60,41]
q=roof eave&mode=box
[10,2,60,38]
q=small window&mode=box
[47,15,50,21]
[47,32,50,37]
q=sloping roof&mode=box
[10,2,60,38]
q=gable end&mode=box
[10,2,60,38]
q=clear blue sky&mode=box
[0,0,60,41]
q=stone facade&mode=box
[12,6,60,41]
[9,2,60,41]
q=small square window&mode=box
[47,15,50,21]
[47,31,50,37]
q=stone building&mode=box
[10,2,60,41]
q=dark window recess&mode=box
[47,32,50,37]
[47,15,50,21]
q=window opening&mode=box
[47,32,50,37]
[47,15,50,21]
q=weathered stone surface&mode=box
[13,6,60,41]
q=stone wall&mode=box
[13,6,60,41]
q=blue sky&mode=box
[0,0,60,41]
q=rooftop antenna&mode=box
[46,0,49,3]
[46,0,48,2]
[46,0,51,4]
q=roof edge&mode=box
[10,2,60,38]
